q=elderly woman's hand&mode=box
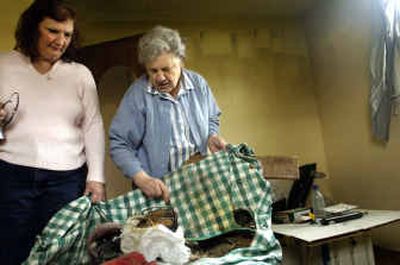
[84,181,106,203]
[207,134,227,153]
[133,170,170,204]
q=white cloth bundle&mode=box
[121,221,191,264]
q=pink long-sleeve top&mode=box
[0,50,105,183]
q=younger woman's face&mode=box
[36,17,74,63]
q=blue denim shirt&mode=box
[109,69,221,179]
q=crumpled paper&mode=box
[120,222,191,265]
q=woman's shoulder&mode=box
[0,52,10,69]
[123,75,148,98]
[62,60,91,74]
[0,50,26,65]
[183,69,208,85]
[58,61,95,83]
[0,51,31,75]
[182,69,211,94]
[183,68,204,79]
[0,51,10,62]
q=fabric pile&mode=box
[122,224,190,264]
[120,216,190,264]
[23,143,282,265]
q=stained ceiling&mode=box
[69,0,320,23]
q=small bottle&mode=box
[311,184,326,219]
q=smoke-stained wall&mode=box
[306,0,400,251]
[91,20,328,199]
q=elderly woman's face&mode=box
[36,17,74,63]
[145,52,182,95]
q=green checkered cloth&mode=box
[23,143,282,265]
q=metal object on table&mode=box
[0,92,19,140]
[141,206,178,231]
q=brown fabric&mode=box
[189,230,255,260]
[184,152,205,166]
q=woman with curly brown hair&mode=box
[0,1,106,263]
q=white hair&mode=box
[138,25,186,65]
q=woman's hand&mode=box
[133,171,170,203]
[208,134,227,153]
[84,181,106,203]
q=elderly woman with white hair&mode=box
[110,25,226,203]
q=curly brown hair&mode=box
[14,0,80,62]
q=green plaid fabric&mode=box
[23,143,282,265]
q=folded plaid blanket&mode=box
[23,143,282,265]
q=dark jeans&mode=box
[0,159,87,265]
